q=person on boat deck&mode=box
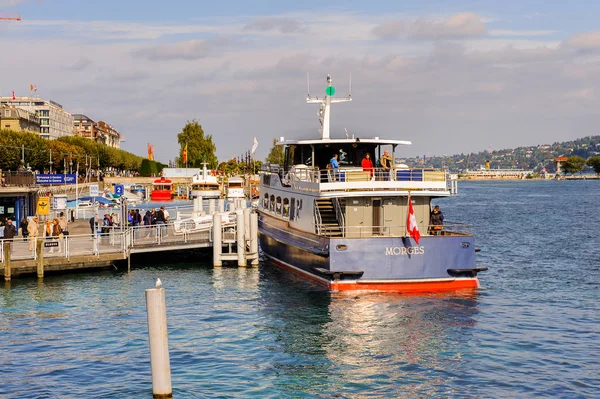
[327,153,340,181]
[430,205,444,235]
[361,153,374,178]
[380,149,393,181]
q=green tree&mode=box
[562,155,586,175]
[265,139,284,166]
[587,156,600,174]
[177,120,218,169]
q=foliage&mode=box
[587,156,600,174]
[216,159,262,177]
[0,128,143,172]
[265,139,284,166]
[561,156,586,175]
[176,120,218,169]
[139,159,166,177]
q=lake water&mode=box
[1,180,598,398]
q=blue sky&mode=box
[2,0,600,163]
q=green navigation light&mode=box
[326,86,336,96]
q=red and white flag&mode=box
[12,90,16,100]
[406,194,420,244]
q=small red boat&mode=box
[150,177,173,202]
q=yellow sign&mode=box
[37,196,50,215]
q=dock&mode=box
[1,199,258,279]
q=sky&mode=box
[2,0,600,162]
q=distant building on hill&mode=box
[0,105,40,133]
[73,114,121,149]
[0,96,74,139]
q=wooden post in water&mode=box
[218,199,225,213]
[213,213,222,267]
[229,200,236,212]
[250,212,259,266]
[145,285,173,399]
[36,239,44,278]
[3,241,11,281]
[236,210,246,267]
[243,208,250,246]
[209,199,216,215]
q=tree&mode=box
[562,156,586,175]
[587,156,600,174]
[265,139,284,166]
[177,120,218,169]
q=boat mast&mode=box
[307,74,352,140]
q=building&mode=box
[73,115,122,149]
[98,121,121,149]
[0,96,74,139]
[0,105,41,133]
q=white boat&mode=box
[257,75,487,293]
[191,163,221,199]
[172,212,237,235]
[226,176,245,199]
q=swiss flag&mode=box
[407,195,421,244]
[12,91,16,100]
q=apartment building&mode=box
[0,96,74,139]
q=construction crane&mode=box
[0,12,21,21]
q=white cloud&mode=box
[1,11,600,162]
[373,12,486,40]
[563,29,600,50]
[243,17,302,33]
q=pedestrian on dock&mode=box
[156,207,167,237]
[58,212,68,236]
[89,213,98,236]
[3,219,16,241]
[143,210,152,238]
[20,217,29,241]
[51,218,62,253]
[27,216,39,251]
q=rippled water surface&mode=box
[1,180,599,398]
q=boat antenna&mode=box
[306,74,352,140]
[349,72,352,98]
[344,128,349,139]
[307,72,310,97]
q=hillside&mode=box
[404,136,600,173]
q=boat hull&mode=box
[150,191,173,201]
[191,190,221,199]
[258,212,480,293]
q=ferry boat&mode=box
[257,75,487,293]
[150,177,174,202]
[226,176,245,199]
[191,164,221,199]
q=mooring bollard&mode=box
[250,212,259,266]
[146,283,173,399]
[218,199,225,213]
[243,208,250,245]
[213,213,222,267]
[229,200,236,212]
[4,241,11,281]
[236,210,246,267]
[36,239,44,278]
[209,199,216,215]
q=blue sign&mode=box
[115,185,124,196]
[36,174,77,185]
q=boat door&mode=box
[382,197,402,236]
[345,198,372,238]
[372,198,382,235]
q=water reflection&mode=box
[258,264,481,398]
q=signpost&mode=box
[115,184,124,196]
[35,174,77,185]
[37,197,50,215]
[89,184,99,197]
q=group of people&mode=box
[1,212,69,253]
[89,206,170,237]
[327,150,394,181]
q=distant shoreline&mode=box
[457,175,599,181]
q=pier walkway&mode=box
[1,207,258,279]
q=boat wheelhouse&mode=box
[191,164,221,199]
[226,176,245,199]
[257,75,486,293]
[150,177,173,202]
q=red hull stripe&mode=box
[266,254,479,293]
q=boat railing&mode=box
[332,197,345,229]
[278,166,448,192]
[316,221,471,238]
[314,203,323,235]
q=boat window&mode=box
[263,194,269,209]
[289,197,296,220]
[276,197,282,214]
[283,198,290,218]
[270,195,275,212]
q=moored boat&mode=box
[191,164,221,199]
[226,176,245,199]
[150,177,174,202]
[257,75,487,293]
